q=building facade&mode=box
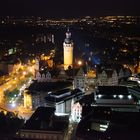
[71,100,82,122]
[95,86,135,105]
[97,70,119,86]
[17,129,65,140]
[24,80,73,110]
[16,107,69,140]
[45,89,84,115]
[35,71,52,82]
[73,68,86,92]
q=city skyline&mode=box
[0,0,140,17]
[0,2,140,139]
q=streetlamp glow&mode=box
[29,68,33,72]
[23,71,27,75]
[11,103,16,108]
[78,60,82,66]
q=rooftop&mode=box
[27,81,72,93]
[51,88,71,96]
[76,106,140,140]
[97,86,129,95]
[45,88,84,103]
[22,107,69,132]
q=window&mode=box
[43,135,46,139]
[36,134,39,139]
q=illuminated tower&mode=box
[63,28,74,70]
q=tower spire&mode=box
[65,28,72,43]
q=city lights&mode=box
[78,60,82,66]
[11,103,16,108]
[0,15,140,139]
[128,95,132,99]
[113,95,117,98]
[119,95,123,99]
[23,71,27,75]
[98,94,102,98]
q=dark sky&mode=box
[0,0,140,17]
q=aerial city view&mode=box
[0,0,140,140]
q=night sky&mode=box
[0,0,140,17]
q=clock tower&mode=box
[63,28,74,70]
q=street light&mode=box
[78,60,82,66]
[23,71,27,75]
[29,68,33,72]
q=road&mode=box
[0,62,35,118]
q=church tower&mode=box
[63,28,74,70]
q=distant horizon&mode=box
[0,15,140,19]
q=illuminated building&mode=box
[63,28,74,70]
[48,34,55,44]
[40,54,54,68]
[76,106,140,140]
[73,68,86,91]
[45,88,83,115]
[71,101,82,122]
[16,107,69,140]
[87,70,96,78]
[137,61,140,73]
[35,71,51,82]
[24,81,73,110]
[47,59,53,68]
[97,70,118,86]
[24,91,32,109]
[34,58,39,72]
[95,86,137,105]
